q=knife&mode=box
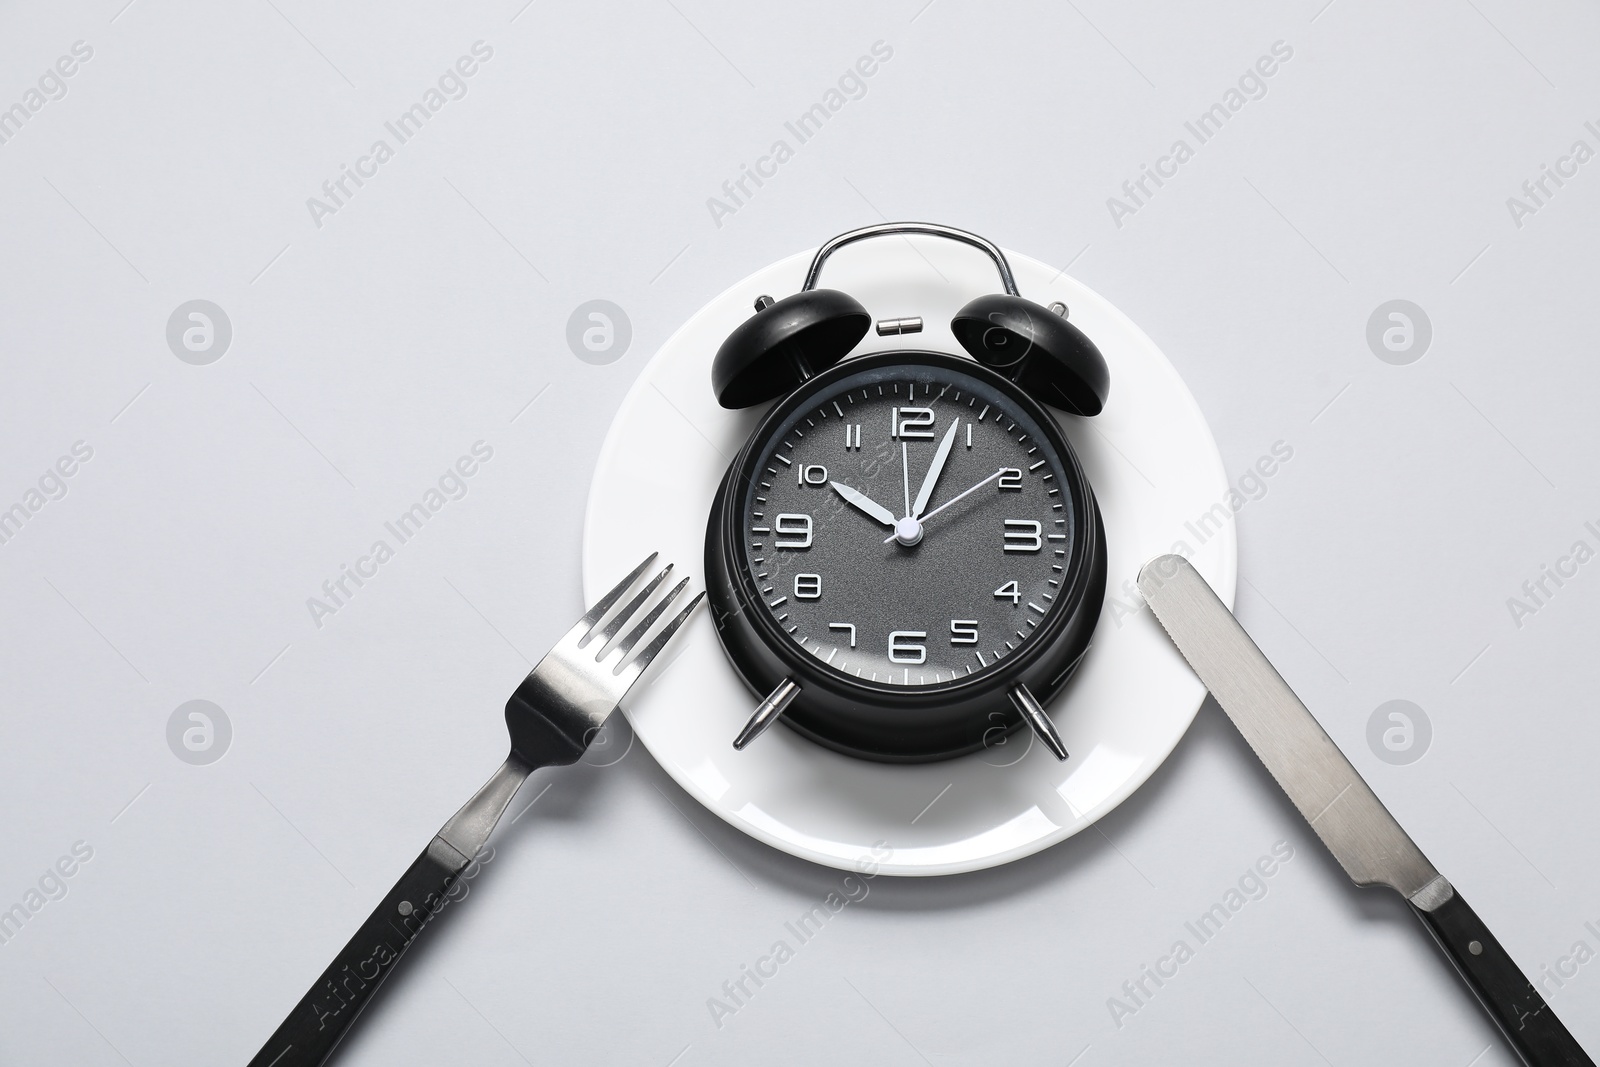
[1136,554,1592,1067]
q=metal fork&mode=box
[248,554,702,1067]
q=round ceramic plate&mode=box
[583,235,1235,876]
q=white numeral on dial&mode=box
[774,513,813,549]
[795,573,821,599]
[829,622,856,647]
[998,467,1023,491]
[994,580,1020,605]
[950,619,979,645]
[1003,520,1042,552]
[891,406,935,439]
[888,630,927,663]
[844,424,862,451]
[798,464,828,486]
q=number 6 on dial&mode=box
[888,631,927,663]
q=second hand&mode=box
[883,468,1005,544]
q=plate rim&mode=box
[583,242,1236,876]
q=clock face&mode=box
[738,356,1079,690]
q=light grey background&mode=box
[2,0,1597,1063]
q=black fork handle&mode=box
[247,838,475,1067]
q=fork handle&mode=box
[247,837,474,1067]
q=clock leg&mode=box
[733,677,802,750]
[1009,683,1069,761]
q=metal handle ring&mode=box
[800,222,1020,296]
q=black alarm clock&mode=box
[704,223,1110,764]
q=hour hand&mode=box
[829,481,896,527]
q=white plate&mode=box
[583,235,1236,876]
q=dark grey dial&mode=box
[742,360,1073,688]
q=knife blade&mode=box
[1137,554,1592,1067]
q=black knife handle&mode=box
[247,838,474,1067]
[1412,890,1594,1066]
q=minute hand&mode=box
[883,468,1004,543]
[912,421,960,519]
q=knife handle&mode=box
[1412,890,1594,1066]
[247,838,474,1067]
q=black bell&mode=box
[712,290,870,408]
[951,295,1110,416]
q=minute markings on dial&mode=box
[742,368,1068,688]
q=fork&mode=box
[248,554,702,1067]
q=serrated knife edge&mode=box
[1136,554,1443,901]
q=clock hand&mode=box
[883,468,1006,544]
[912,420,960,519]
[829,481,896,527]
[900,441,911,519]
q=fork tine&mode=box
[614,590,705,684]
[592,564,674,650]
[607,577,689,662]
[568,553,658,646]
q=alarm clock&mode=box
[704,223,1111,763]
